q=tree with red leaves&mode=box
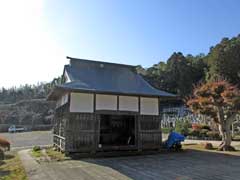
[187,80,240,151]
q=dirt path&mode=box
[18,150,51,180]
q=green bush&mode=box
[200,129,209,137]
[188,129,221,140]
[162,127,173,134]
[189,129,200,137]
[201,124,211,131]
[206,131,221,140]
[32,146,41,152]
[181,118,192,128]
[175,120,190,136]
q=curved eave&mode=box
[46,86,67,101]
[47,85,178,101]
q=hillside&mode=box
[0,99,55,132]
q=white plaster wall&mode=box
[64,71,71,83]
[96,94,117,110]
[70,93,94,113]
[56,93,68,108]
[119,96,138,112]
[140,97,159,115]
[61,93,69,105]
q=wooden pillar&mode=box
[92,114,101,154]
[158,98,162,149]
[117,95,119,111]
[137,115,142,152]
[137,97,142,151]
[92,94,98,154]
[64,111,70,153]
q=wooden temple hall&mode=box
[47,57,176,155]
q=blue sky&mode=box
[44,0,240,66]
[0,0,240,87]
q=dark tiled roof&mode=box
[48,57,176,100]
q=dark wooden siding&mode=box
[138,115,162,150]
[53,104,69,151]
[65,113,98,153]
[54,105,162,154]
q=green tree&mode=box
[139,52,207,97]
[206,35,240,85]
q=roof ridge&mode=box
[66,56,136,68]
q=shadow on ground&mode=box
[77,150,240,180]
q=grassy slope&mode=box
[0,152,27,180]
[46,148,65,161]
[30,147,65,161]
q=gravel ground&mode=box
[19,149,240,180]
[0,131,52,149]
